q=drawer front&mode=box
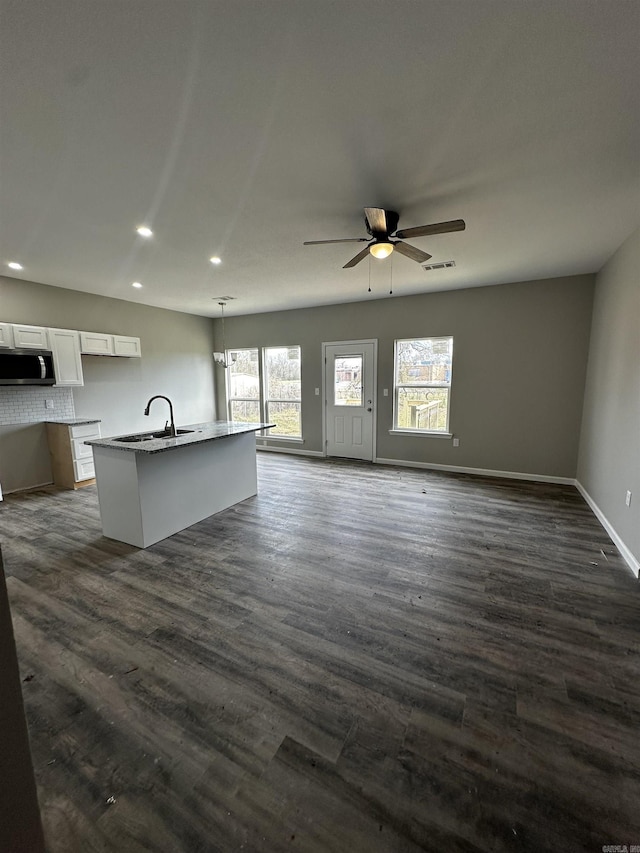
[73,439,95,460]
[74,458,95,482]
[70,422,101,439]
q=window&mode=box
[264,346,302,438]
[227,346,302,439]
[228,348,260,423]
[393,337,453,433]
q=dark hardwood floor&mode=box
[1,453,639,852]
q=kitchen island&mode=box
[85,421,273,548]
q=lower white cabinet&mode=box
[48,328,84,386]
[46,420,101,489]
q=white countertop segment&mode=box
[85,421,274,454]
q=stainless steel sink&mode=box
[114,428,195,443]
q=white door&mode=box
[324,340,376,461]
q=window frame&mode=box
[392,336,453,435]
[226,345,303,441]
[262,345,302,439]
[226,347,261,426]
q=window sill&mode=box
[257,436,304,444]
[388,429,453,439]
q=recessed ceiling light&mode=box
[7,261,23,270]
[210,256,222,265]
[132,281,143,289]
[136,226,153,237]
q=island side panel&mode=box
[92,446,145,547]
[136,431,258,547]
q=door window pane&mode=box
[334,356,363,406]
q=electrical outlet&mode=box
[45,399,54,409]
[453,437,460,447]
[626,490,632,507]
[383,388,389,397]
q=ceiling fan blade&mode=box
[393,241,432,264]
[364,207,387,234]
[304,238,368,245]
[395,219,466,239]
[343,246,372,268]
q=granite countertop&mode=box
[46,418,101,426]
[85,421,275,454]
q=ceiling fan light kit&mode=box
[304,208,465,270]
[370,242,394,259]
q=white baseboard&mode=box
[3,481,54,496]
[575,481,639,578]
[374,457,575,486]
[257,445,324,458]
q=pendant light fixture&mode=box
[213,302,236,368]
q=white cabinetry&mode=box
[80,331,141,357]
[113,335,142,357]
[79,331,115,356]
[12,324,49,349]
[46,421,101,489]
[0,323,14,348]
[48,328,84,386]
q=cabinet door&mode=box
[113,335,141,357]
[12,324,49,349]
[79,331,115,355]
[48,328,84,386]
[0,323,14,348]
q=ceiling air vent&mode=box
[422,260,456,272]
[212,295,236,301]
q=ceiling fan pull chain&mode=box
[368,254,372,293]
[389,257,393,295]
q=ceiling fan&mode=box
[304,208,465,268]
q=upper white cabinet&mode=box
[12,324,49,349]
[0,323,14,348]
[80,331,141,358]
[113,335,141,357]
[80,331,114,356]
[48,328,84,386]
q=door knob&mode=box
[367,407,372,412]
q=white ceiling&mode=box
[1,0,638,318]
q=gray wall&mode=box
[214,274,595,479]
[577,226,640,569]
[0,276,216,491]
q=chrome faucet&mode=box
[144,395,176,437]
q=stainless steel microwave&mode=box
[0,349,56,386]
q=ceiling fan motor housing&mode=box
[365,209,399,238]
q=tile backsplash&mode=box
[0,387,75,426]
